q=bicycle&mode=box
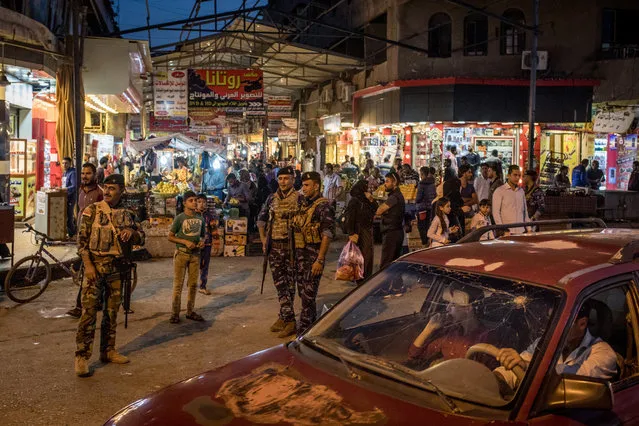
[4,223,80,303]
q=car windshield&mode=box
[305,262,562,408]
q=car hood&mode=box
[105,344,509,425]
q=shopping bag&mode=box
[335,241,364,281]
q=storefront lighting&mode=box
[341,122,354,128]
[502,122,515,125]
[453,121,466,124]
[478,122,490,125]
[85,101,106,114]
[88,95,118,114]
[419,122,427,125]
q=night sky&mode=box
[117,0,266,48]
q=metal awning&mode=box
[151,17,362,96]
[128,134,203,153]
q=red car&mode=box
[107,221,639,425]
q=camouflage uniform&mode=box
[292,194,335,334]
[257,187,302,323]
[75,200,144,360]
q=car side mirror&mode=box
[539,374,613,414]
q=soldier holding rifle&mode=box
[257,166,302,338]
[74,174,144,377]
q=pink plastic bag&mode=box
[335,241,364,281]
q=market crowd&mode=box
[65,144,639,377]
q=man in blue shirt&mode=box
[571,158,590,188]
[62,156,77,238]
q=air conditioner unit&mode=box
[341,84,355,102]
[521,51,549,70]
[320,88,333,103]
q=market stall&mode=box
[10,138,37,220]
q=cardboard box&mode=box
[225,217,248,235]
[224,245,245,257]
[225,234,247,245]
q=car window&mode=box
[547,284,638,386]
[307,262,562,408]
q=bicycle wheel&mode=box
[4,255,52,303]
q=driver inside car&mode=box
[494,301,617,392]
[407,288,489,368]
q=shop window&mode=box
[428,13,452,58]
[601,8,639,59]
[464,13,488,56]
[500,9,526,56]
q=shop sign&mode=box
[339,131,353,145]
[281,118,298,129]
[153,69,188,119]
[6,83,33,109]
[593,108,635,133]
[150,114,188,132]
[9,177,24,216]
[267,95,292,118]
[188,69,263,109]
[278,128,297,142]
[188,108,226,132]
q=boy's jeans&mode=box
[199,245,212,289]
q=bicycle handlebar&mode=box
[24,223,49,240]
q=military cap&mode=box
[301,171,321,184]
[277,166,294,177]
[103,174,125,186]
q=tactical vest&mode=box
[293,197,328,248]
[270,190,299,240]
[88,201,124,257]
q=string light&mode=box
[88,95,118,114]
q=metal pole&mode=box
[296,101,302,161]
[73,0,82,198]
[527,0,539,170]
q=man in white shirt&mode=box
[492,165,529,234]
[323,163,343,201]
[444,146,458,173]
[494,301,617,392]
[475,163,491,203]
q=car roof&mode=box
[404,228,639,289]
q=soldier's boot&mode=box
[66,307,82,318]
[100,350,130,364]
[74,357,90,377]
[277,321,296,338]
[270,318,285,332]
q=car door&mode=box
[529,275,639,425]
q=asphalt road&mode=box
[0,241,358,426]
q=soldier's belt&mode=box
[271,240,290,249]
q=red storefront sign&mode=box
[188,69,264,110]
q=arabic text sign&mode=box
[189,108,226,132]
[153,70,188,118]
[593,109,635,133]
[188,69,263,109]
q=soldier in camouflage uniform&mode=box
[292,172,335,335]
[257,166,302,338]
[74,174,145,377]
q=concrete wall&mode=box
[594,58,639,102]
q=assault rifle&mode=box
[260,213,274,295]
[117,235,136,328]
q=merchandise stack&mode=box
[540,151,564,187]
[224,217,248,257]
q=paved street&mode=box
[0,240,359,426]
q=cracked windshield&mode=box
[307,262,562,407]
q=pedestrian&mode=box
[293,169,302,190]
[492,165,530,234]
[629,161,639,191]
[485,149,502,174]
[443,172,467,238]
[292,172,335,335]
[322,163,344,202]
[571,159,589,188]
[443,158,455,182]
[239,169,258,231]
[427,197,459,247]
[487,162,503,205]
[400,163,419,183]
[587,160,605,190]
[553,165,571,189]
[168,191,206,324]
[74,174,145,377]
[67,163,104,318]
[470,199,495,240]
[344,179,377,281]
[257,166,302,338]
[467,146,481,174]
[444,145,459,173]
[459,164,478,211]
[474,163,491,202]
[415,166,436,245]
[376,171,406,270]
[197,194,216,296]
[62,156,77,238]
[224,173,250,217]
[96,156,107,185]
[523,170,545,221]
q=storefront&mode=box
[360,127,404,166]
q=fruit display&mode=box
[153,182,179,197]
[399,184,417,201]
[228,197,240,205]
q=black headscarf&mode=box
[350,179,369,201]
